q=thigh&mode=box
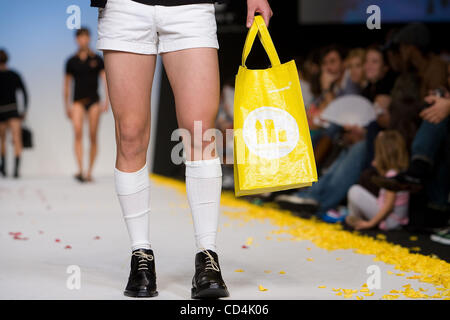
[87,104,101,137]
[71,103,85,133]
[8,118,22,139]
[103,51,156,133]
[162,48,220,131]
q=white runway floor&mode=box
[0,176,447,300]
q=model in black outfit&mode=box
[64,28,109,183]
[0,49,28,178]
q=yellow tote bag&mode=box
[233,16,317,197]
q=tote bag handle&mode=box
[241,15,281,68]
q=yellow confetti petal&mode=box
[318,285,326,289]
[409,236,418,241]
[279,270,286,274]
[335,292,342,296]
[376,234,386,240]
[387,271,394,275]
[365,292,375,296]
[258,285,268,292]
[306,247,312,251]
[396,273,405,276]
[360,288,369,293]
[343,294,353,299]
[246,237,254,246]
[336,257,342,261]
[356,296,364,300]
[332,288,341,292]
[306,258,314,262]
[410,246,421,252]
[390,290,400,294]
[361,283,368,288]
[235,269,244,273]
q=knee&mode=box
[74,128,83,141]
[348,184,361,202]
[116,122,149,158]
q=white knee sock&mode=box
[114,163,151,251]
[185,157,222,253]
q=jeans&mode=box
[296,140,367,215]
[412,118,450,209]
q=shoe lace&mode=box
[201,248,220,272]
[132,250,154,271]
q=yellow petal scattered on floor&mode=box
[390,290,401,294]
[343,294,353,299]
[332,288,340,292]
[402,284,411,288]
[150,175,450,296]
[376,234,386,240]
[264,270,271,274]
[387,271,394,275]
[365,292,375,296]
[410,247,421,252]
[318,285,326,289]
[279,271,286,274]
[336,257,342,261]
[396,273,405,276]
[335,292,342,296]
[407,275,421,279]
[306,247,312,251]
[235,269,244,273]
[361,283,368,288]
[306,258,314,262]
[419,288,427,292]
[409,236,418,241]
[356,296,364,300]
[245,237,254,246]
[258,285,268,292]
[360,288,369,292]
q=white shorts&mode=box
[97,0,219,55]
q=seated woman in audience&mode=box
[346,130,410,231]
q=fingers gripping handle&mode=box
[242,15,281,68]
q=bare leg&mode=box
[161,48,220,161]
[0,122,6,156]
[9,118,23,157]
[104,51,156,172]
[86,103,101,181]
[71,103,85,177]
[0,122,7,176]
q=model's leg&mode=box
[104,50,157,298]
[86,104,101,182]
[162,47,229,299]
[9,118,23,178]
[0,122,6,176]
[104,50,155,248]
[162,48,221,252]
[71,102,85,180]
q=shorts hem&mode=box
[158,38,219,54]
[97,38,158,55]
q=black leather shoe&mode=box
[191,249,229,299]
[124,248,158,298]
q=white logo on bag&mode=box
[268,82,292,93]
[243,107,299,159]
